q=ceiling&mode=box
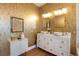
[34,3,46,7]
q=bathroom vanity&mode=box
[9,33,28,56]
[37,32,71,56]
[9,38,28,56]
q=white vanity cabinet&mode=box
[37,32,71,56]
[10,38,28,56]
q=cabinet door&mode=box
[39,34,47,50]
[20,39,28,54]
[11,40,20,56]
[47,39,53,53]
[54,37,70,56]
[60,38,70,55]
[53,36,62,55]
[37,34,45,48]
[42,34,50,51]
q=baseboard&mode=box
[27,45,36,51]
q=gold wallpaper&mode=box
[0,3,39,55]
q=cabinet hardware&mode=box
[59,46,62,48]
[47,42,49,45]
[50,39,52,41]
[50,49,53,51]
[61,53,64,55]
[61,41,64,43]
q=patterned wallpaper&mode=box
[0,4,39,55]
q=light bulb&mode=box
[58,10,63,15]
[62,8,68,14]
[42,13,52,18]
[53,10,59,16]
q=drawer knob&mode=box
[50,49,53,51]
[38,40,40,43]
[61,41,64,43]
[50,39,52,41]
[47,42,49,45]
[44,38,46,39]
[61,53,64,55]
[59,46,62,48]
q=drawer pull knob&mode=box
[50,39,52,41]
[50,49,53,51]
[61,41,64,43]
[38,40,40,43]
[44,38,46,39]
[59,46,62,48]
[61,53,64,55]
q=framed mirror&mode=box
[54,15,66,28]
[11,17,24,32]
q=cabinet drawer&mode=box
[54,46,68,56]
[60,51,68,56]
[54,46,61,55]
[11,40,21,56]
[60,39,69,52]
[48,42,55,53]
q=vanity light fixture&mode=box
[54,9,63,16]
[54,8,68,16]
[42,8,68,18]
[42,13,52,18]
